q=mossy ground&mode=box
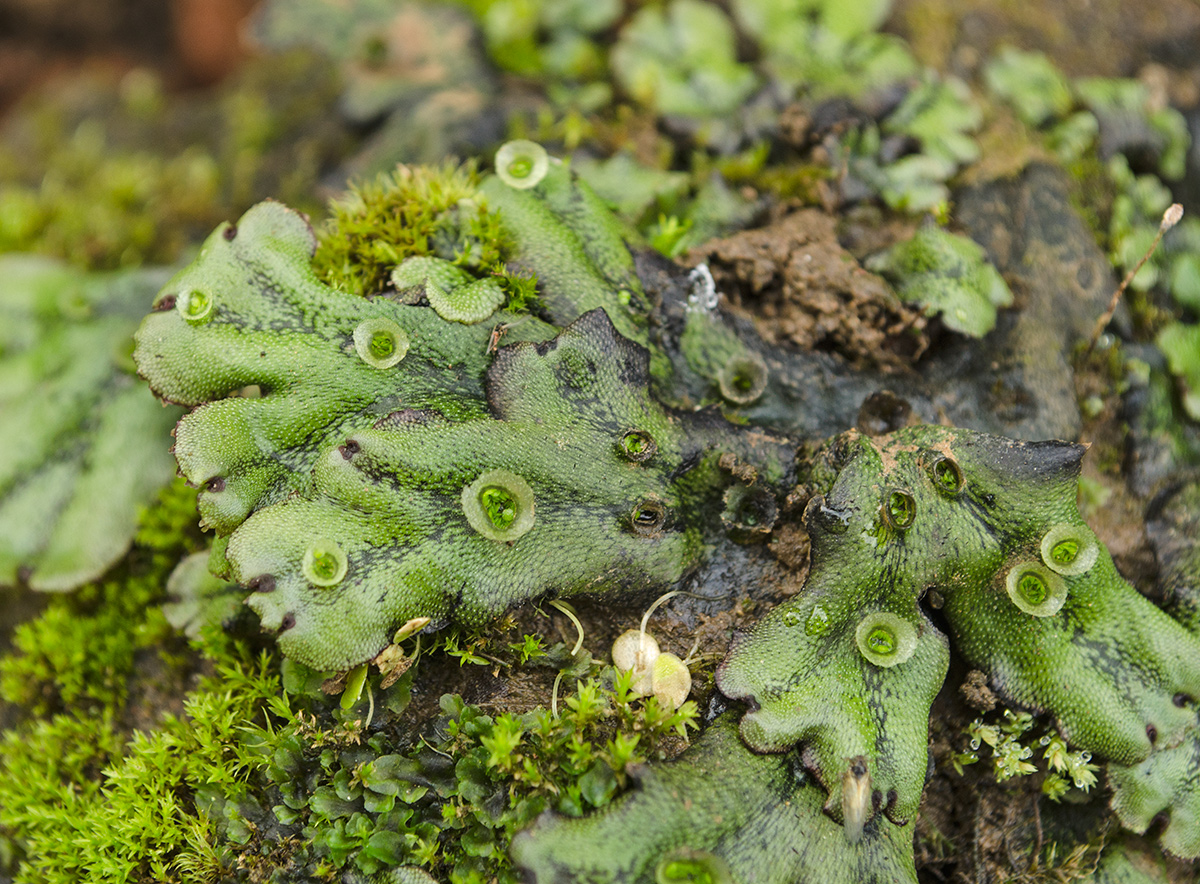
[3,2,1200,883]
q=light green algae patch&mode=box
[0,257,180,591]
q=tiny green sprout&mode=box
[1005,562,1067,617]
[510,634,548,665]
[854,612,918,667]
[391,255,473,297]
[1040,524,1099,577]
[926,454,964,495]
[302,538,349,587]
[340,663,368,710]
[352,317,409,369]
[717,352,769,405]
[1042,773,1070,801]
[617,429,658,462]
[651,652,692,710]
[883,488,916,530]
[462,469,536,541]
[495,140,550,190]
[655,847,733,884]
[178,288,214,324]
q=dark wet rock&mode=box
[1146,476,1200,635]
[643,163,1108,442]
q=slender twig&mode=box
[1087,203,1183,353]
[547,599,585,656]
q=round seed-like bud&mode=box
[303,538,348,587]
[655,848,733,884]
[178,288,214,325]
[651,652,692,710]
[717,352,768,405]
[1040,524,1099,577]
[353,317,409,369]
[495,140,550,189]
[855,612,917,667]
[882,488,916,530]
[612,628,660,696]
[462,469,536,542]
[1005,562,1067,616]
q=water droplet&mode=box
[805,605,830,636]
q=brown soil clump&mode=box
[686,210,928,370]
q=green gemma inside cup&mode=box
[303,538,349,587]
[353,317,409,369]
[655,848,733,884]
[462,469,536,541]
[495,140,550,189]
[1005,561,1067,616]
[1039,524,1098,577]
[854,611,917,667]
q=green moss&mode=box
[0,51,343,270]
[0,645,284,884]
[312,162,517,298]
[0,479,200,716]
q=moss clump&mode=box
[0,479,201,717]
[311,162,534,309]
[0,51,344,270]
[228,671,697,883]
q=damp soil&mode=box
[687,208,930,371]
